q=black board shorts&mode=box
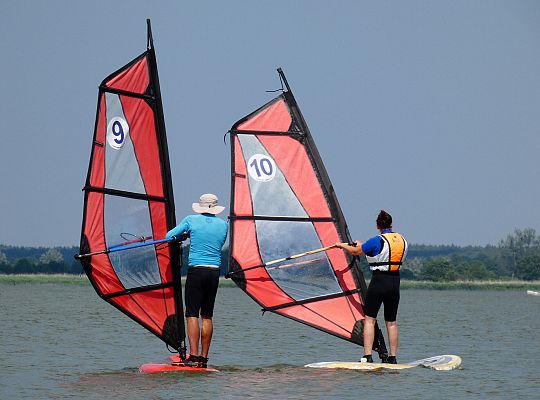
[184,266,220,318]
[364,270,400,322]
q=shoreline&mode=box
[1,274,539,290]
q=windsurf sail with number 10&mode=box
[227,69,387,358]
[76,20,186,357]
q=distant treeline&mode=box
[0,245,225,277]
[1,228,539,281]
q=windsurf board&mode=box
[139,355,219,373]
[305,354,461,371]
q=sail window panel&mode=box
[104,93,146,194]
[104,195,161,289]
[238,134,307,218]
[256,220,341,300]
[257,135,332,219]
[87,254,126,295]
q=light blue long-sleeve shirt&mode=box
[166,214,228,267]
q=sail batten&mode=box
[78,21,185,353]
[229,70,387,352]
[230,216,334,221]
[99,86,153,100]
[83,186,167,202]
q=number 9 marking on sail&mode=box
[106,117,130,150]
[247,154,277,182]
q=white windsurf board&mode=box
[305,354,461,371]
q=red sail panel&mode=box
[314,221,357,291]
[112,288,176,333]
[229,88,367,345]
[89,94,106,187]
[232,139,253,217]
[236,98,291,131]
[277,294,364,337]
[257,135,332,218]
[104,56,149,94]
[121,95,164,198]
[79,35,184,351]
[244,268,296,308]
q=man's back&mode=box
[177,214,228,267]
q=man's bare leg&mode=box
[363,316,376,355]
[186,316,200,356]
[386,320,398,356]
[200,317,213,358]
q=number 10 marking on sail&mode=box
[247,154,276,182]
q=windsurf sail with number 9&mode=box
[76,20,185,356]
[227,69,387,357]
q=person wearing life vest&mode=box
[336,210,408,364]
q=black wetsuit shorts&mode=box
[184,266,220,318]
[364,270,400,322]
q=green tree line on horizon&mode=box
[1,228,539,281]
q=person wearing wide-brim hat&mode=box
[191,193,225,215]
[166,194,228,369]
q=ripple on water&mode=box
[1,285,540,399]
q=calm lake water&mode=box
[1,282,539,399]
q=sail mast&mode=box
[145,19,186,356]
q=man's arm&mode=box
[335,240,364,256]
[166,217,189,239]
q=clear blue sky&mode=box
[1,1,539,247]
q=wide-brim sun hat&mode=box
[192,193,225,215]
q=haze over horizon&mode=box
[1,1,539,248]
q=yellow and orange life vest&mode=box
[365,232,408,272]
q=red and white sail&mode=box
[78,21,185,352]
[228,70,386,353]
